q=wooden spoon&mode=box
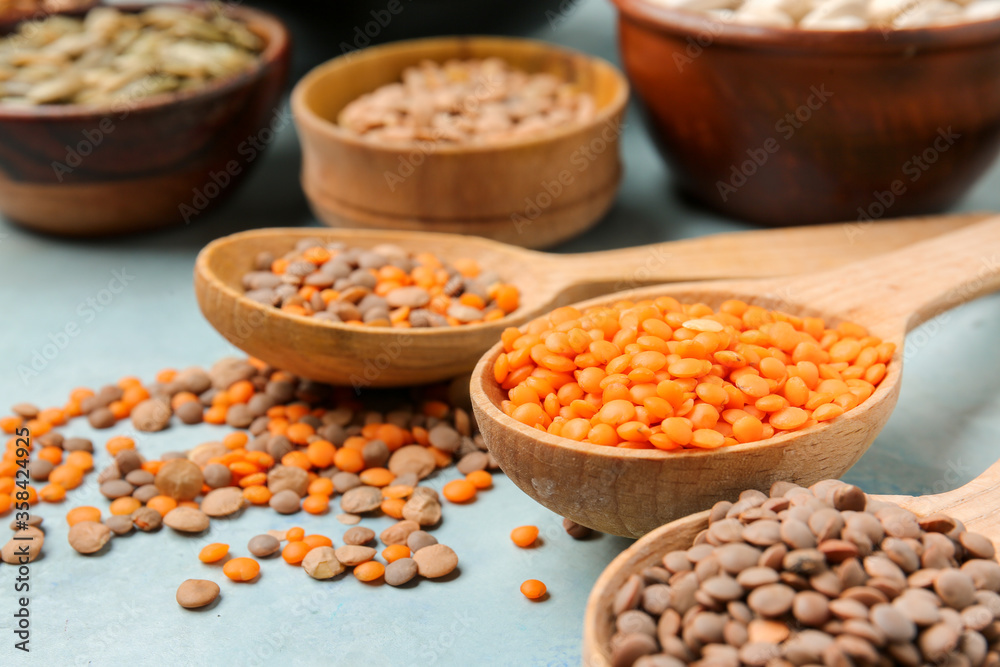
[470,216,1000,538]
[194,213,986,388]
[582,457,1000,666]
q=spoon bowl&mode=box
[582,455,1000,666]
[194,214,985,388]
[470,216,1000,537]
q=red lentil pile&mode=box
[494,299,894,450]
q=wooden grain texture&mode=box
[470,215,1000,538]
[194,213,985,388]
[0,3,290,236]
[612,0,1000,225]
[583,456,1000,667]
[290,36,629,249]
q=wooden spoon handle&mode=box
[546,212,990,296]
[878,456,1000,549]
[764,215,1000,334]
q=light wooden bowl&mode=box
[470,217,1000,538]
[290,36,629,249]
[582,456,1000,666]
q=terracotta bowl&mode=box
[0,3,291,236]
[291,36,629,249]
[610,0,1000,225]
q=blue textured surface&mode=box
[1,1,1000,665]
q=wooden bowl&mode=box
[0,0,98,31]
[611,0,1000,225]
[0,3,291,236]
[290,36,629,249]
[470,216,1000,538]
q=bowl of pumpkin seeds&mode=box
[0,3,290,236]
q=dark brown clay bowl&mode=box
[0,3,290,236]
[0,0,98,31]
[610,0,1000,225]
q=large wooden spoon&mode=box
[582,457,1000,666]
[194,213,985,387]
[470,216,1000,538]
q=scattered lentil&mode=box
[176,579,220,609]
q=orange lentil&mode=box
[223,557,260,582]
[37,408,67,426]
[0,416,23,434]
[121,386,149,408]
[109,496,142,516]
[359,468,395,488]
[66,506,101,526]
[521,579,547,600]
[24,419,52,436]
[281,451,312,471]
[354,561,385,583]
[286,527,305,542]
[243,485,272,505]
[286,422,315,445]
[37,446,63,465]
[381,497,406,519]
[442,479,477,503]
[105,436,135,455]
[498,300,886,450]
[223,431,249,450]
[282,541,310,564]
[178,501,201,510]
[0,477,12,494]
[204,406,227,425]
[48,464,84,490]
[302,534,333,549]
[238,472,268,489]
[147,496,178,516]
[38,483,66,503]
[510,525,539,548]
[170,391,199,410]
[333,447,365,473]
[199,543,230,563]
[0,493,10,514]
[465,470,493,490]
[64,450,93,471]
[107,401,130,420]
[302,495,330,515]
[382,484,414,500]
[382,544,411,563]
[308,477,335,496]
[305,440,336,469]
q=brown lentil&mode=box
[413,543,458,578]
[607,479,1000,666]
[68,521,112,554]
[385,557,418,586]
[2,526,44,563]
[200,487,247,518]
[343,526,376,546]
[176,579,220,609]
[301,547,345,579]
[162,507,210,533]
[247,534,281,557]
